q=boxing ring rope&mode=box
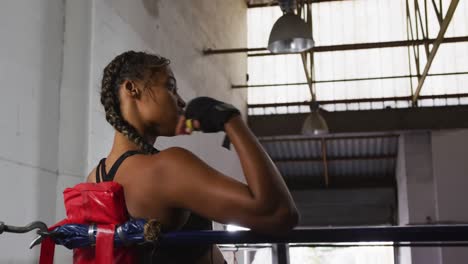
[2,221,468,249]
[160,225,468,246]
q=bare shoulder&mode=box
[157,146,197,159]
[149,146,224,188]
[152,147,204,175]
[113,147,217,205]
[132,147,204,199]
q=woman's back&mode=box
[87,149,191,231]
[86,149,226,263]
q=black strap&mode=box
[100,158,107,181]
[96,150,145,182]
[105,150,143,181]
[96,158,106,183]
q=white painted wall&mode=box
[53,1,94,262]
[87,0,247,180]
[87,2,247,263]
[0,0,64,262]
[56,0,93,208]
[0,0,247,263]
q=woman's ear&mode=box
[123,80,140,98]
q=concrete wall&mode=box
[88,2,247,264]
[396,134,412,264]
[0,0,64,262]
[87,0,247,178]
[396,129,468,264]
[431,130,468,264]
[0,0,247,263]
[396,132,441,264]
[53,1,94,261]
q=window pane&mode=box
[247,1,468,115]
[290,245,394,264]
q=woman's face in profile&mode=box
[139,66,186,136]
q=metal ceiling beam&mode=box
[274,155,396,163]
[405,0,422,84]
[414,0,430,56]
[285,176,396,189]
[232,71,468,89]
[202,36,468,56]
[203,47,265,55]
[259,134,398,143]
[248,93,468,108]
[247,0,347,8]
[248,105,468,136]
[431,0,443,25]
[412,0,460,104]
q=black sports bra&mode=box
[96,150,145,183]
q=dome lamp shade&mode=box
[267,12,314,53]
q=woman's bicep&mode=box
[157,147,264,227]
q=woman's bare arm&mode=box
[156,116,299,233]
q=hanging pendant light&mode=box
[301,102,329,135]
[267,1,324,134]
[267,0,314,53]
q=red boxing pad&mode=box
[63,182,128,224]
[40,182,138,264]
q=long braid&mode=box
[100,51,169,154]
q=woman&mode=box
[86,51,299,263]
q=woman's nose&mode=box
[177,96,186,108]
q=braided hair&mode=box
[100,51,170,154]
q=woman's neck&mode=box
[110,131,157,154]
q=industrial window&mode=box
[247,0,468,114]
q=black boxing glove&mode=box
[185,97,240,133]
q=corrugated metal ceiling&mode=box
[260,134,398,188]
